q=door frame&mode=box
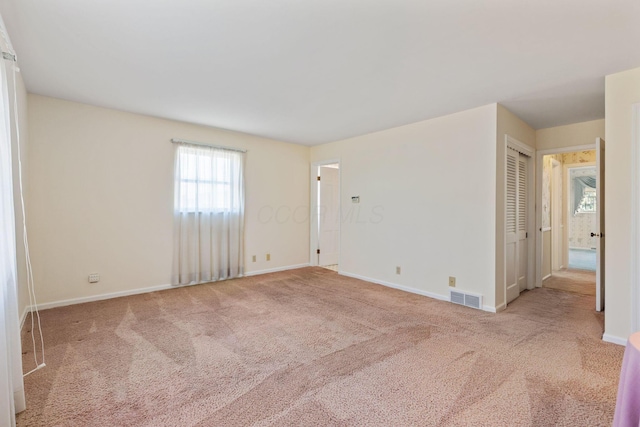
[503,135,535,307]
[564,162,597,271]
[310,159,341,268]
[550,158,563,271]
[631,104,640,332]
[535,144,595,288]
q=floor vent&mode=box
[450,290,483,310]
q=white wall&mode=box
[311,105,498,309]
[27,95,310,306]
[605,67,640,340]
[536,119,605,150]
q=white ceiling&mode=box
[2,0,639,145]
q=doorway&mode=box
[567,165,597,271]
[310,160,340,271]
[537,142,604,311]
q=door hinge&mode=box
[317,176,321,181]
[526,232,528,238]
[317,249,320,254]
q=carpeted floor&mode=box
[18,267,623,426]
[543,269,596,296]
[568,248,597,271]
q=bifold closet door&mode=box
[506,147,528,304]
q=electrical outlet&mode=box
[266,253,271,261]
[252,255,256,262]
[396,266,401,275]
[88,273,100,283]
[449,276,456,287]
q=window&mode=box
[576,187,596,214]
[570,169,596,215]
[174,144,244,213]
[172,142,245,284]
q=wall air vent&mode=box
[450,289,483,310]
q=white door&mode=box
[318,165,339,266]
[595,138,605,311]
[506,148,529,303]
[517,154,528,293]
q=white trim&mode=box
[340,271,448,301]
[19,306,28,330]
[632,103,640,333]
[536,144,596,156]
[534,144,596,289]
[506,135,534,157]
[482,305,498,313]
[309,159,341,268]
[244,263,310,277]
[25,283,175,312]
[566,163,596,170]
[564,161,597,271]
[543,273,552,281]
[493,302,507,313]
[339,271,498,313]
[602,334,628,346]
[550,159,562,272]
[20,264,310,314]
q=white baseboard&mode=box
[493,302,507,313]
[339,271,498,313]
[20,306,29,329]
[602,333,628,346]
[22,264,504,318]
[27,283,174,312]
[542,273,552,281]
[21,264,310,315]
[14,387,26,413]
[244,263,309,277]
[339,271,448,302]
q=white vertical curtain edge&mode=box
[0,40,25,427]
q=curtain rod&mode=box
[171,138,246,153]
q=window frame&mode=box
[174,145,243,214]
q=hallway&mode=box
[543,268,596,296]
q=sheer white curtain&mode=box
[0,51,25,426]
[172,143,245,285]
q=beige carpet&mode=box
[543,269,596,296]
[18,267,623,426]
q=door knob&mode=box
[591,232,600,237]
